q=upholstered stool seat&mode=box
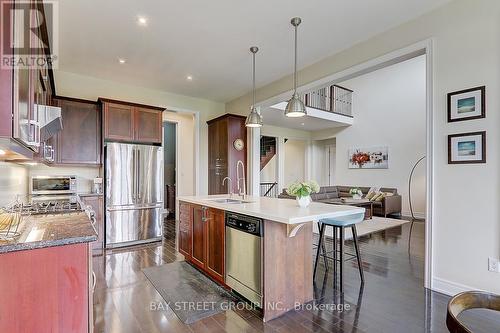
[313,212,365,292]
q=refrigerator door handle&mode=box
[137,149,141,200]
[132,148,136,201]
[106,205,162,212]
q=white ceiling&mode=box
[56,0,449,102]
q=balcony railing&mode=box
[304,84,353,117]
[260,182,278,198]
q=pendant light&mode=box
[245,46,263,127]
[285,17,306,118]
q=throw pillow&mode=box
[366,191,376,200]
[384,192,394,197]
[375,192,386,202]
[370,192,382,201]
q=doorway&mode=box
[163,122,177,219]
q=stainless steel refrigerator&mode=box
[105,142,163,248]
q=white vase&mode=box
[296,195,311,208]
[352,194,362,200]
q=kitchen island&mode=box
[0,211,97,333]
[177,195,364,322]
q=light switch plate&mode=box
[488,257,500,273]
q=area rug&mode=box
[142,261,237,324]
[314,216,409,240]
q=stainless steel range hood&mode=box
[38,105,62,141]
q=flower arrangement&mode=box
[286,181,320,198]
[349,188,363,199]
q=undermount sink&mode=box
[208,198,253,204]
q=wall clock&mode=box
[233,138,244,151]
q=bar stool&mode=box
[313,212,365,292]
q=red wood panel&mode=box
[0,243,90,333]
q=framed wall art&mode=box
[448,131,486,164]
[447,86,485,122]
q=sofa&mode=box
[278,185,402,217]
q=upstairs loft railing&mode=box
[304,84,353,117]
[260,182,278,198]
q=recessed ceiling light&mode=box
[301,123,305,126]
[0,149,5,155]
[186,75,193,81]
[118,58,126,64]
[137,16,148,26]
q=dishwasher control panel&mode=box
[226,212,263,237]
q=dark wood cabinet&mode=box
[207,114,247,195]
[178,201,226,285]
[135,107,162,143]
[80,195,104,253]
[55,97,101,165]
[0,0,56,157]
[101,99,163,144]
[103,102,134,141]
[178,202,192,260]
[191,205,205,269]
[205,207,225,281]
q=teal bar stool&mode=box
[313,212,365,292]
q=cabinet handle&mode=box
[92,271,96,292]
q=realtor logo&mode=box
[1,0,58,69]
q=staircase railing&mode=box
[304,84,353,117]
[260,182,278,197]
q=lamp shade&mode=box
[245,107,263,127]
[285,93,306,117]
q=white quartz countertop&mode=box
[177,195,365,225]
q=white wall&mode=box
[163,111,195,197]
[283,139,306,186]
[260,155,277,182]
[226,0,500,295]
[312,138,336,186]
[0,163,28,206]
[333,55,426,216]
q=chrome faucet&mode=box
[236,160,246,200]
[222,177,233,197]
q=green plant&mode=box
[349,188,363,196]
[286,180,320,198]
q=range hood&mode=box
[37,105,63,142]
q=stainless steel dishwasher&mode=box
[225,212,263,307]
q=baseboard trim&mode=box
[401,211,426,219]
[432,277,484,296]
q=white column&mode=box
[247,127,260,196]
[276,137,285,193]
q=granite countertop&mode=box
[0,211,97,254]
[177,195,365,225]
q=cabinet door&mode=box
[134,107,162,143]
[208,119,228,195]
[178,202,192,259]
[81,196,104,252]
[191,205,206,270]
[57,98,101,165]
[205,207,225,283]
[103,103,134,141]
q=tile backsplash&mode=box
[0,162,29,207]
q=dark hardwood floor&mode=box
[92,220,500,333]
